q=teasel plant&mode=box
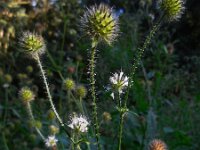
[19,87,45,141]
[115,0,185,149]
[81,3,119,149]
[19,31,65,127]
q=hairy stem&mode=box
[118,92,124,150]
[26,102,45,140]
[118,16,164,150]
[35,54,64,126]
[124,17,163,108]
[89,39,101,150]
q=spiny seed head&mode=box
[148,139,167,150]
[19,87,35,103]
[81,3,119,45]
[76,85,87,98]
[64,78,75,91]
[160,0,185,21]
[19,31,46,58]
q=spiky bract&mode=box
[19,31,45,58]
[160,0,185,21]
[81,3,119,44]
[19,87,35,103]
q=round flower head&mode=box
[64,78,75,91]
[68,114,89,133]
[19,31,46,58]
[160,0,185,21]
[110,71,129,95]
[81,3,119,44]
[45,135,58,148]
[76,85,87,98]
[148,139,167,150]
[19,87,35,103]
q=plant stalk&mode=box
[35,54,64,126]
[89,39,101,150]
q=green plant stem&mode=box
[26,102,45,140]
[117,92,124,150]
[124,17,163,109]
[118,16,164,150]
[89,39,101,150]
[35,54,64,126]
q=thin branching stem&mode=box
[26,102,45,140]
[89,39,101,150]
[35,54,64,126]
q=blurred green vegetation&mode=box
[0,0,200,149]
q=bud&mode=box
[102,112,112,122]
[19,87,35,103]
[26,65,33,73]
[160,0,185,21]
[49,125,59,135]
[64,78,75,91]
[47,110,56,120]
[19,31,46,58]
[148,139,167,150]
[81,3,119,44]
[76,85,87,98]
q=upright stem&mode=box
[89,39,101,150]
[124,17,163,108]
[118,92,124,150]
[26,102,45,140]
[119,16,164,150]
[35,54,64,126]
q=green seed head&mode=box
[19,87,35,103]
[160,0,185,21]
[64,78,75,91]
[81,3,119,44]
[47,110,56,120]
[76,85,87,98]
[19,31,45,58]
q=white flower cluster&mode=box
[45,135,58,147]
[68,114,89,133]
[110,71,129,99]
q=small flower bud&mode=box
[49,125,59,135]
[81,3,119,44]
[47,110,56,120]
[19,31,46,58]
[148,139,167,150]
[160,0,185,21]
[102,112,112,122]
[26,65,33,73]
[19,87,35,103]
[64,78,75,91]
[76,85,87,98]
